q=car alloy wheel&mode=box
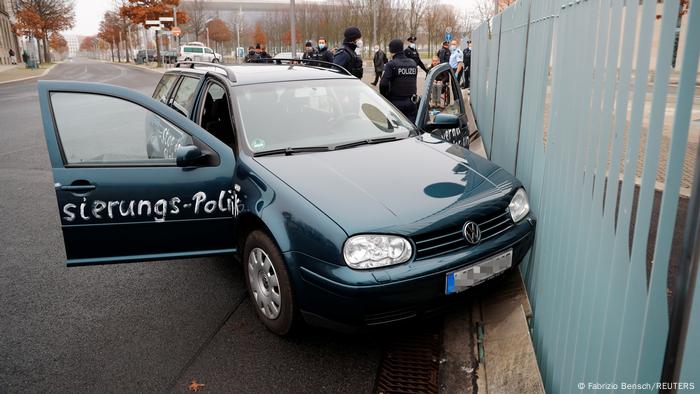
[243,230,296,335]
[248,247,281,319]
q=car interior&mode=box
[199,82,235,148]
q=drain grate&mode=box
[374,324,442,394]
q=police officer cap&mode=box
[407,35,417,42]
[344,27,362,41]
[389,38,404,53]
[305,41,313,47]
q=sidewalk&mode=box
[0,63,57,84]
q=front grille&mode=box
[412,210,513,260]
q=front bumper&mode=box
[285,215,536,330]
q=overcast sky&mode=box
[66,0,480,37]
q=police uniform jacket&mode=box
[312,46,334,65]
[333,42,363,79]
[379,52,417,100]
[404,46,428,73]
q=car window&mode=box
[50,92,193,165]
[171,76,200,117]
[234,79,418,152]
[205,48,213,54]
[199,82,235,147]
[426,70,463,120]
[185,47,204,54]
[152,74,178,104]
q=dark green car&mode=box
[38,61,535,335]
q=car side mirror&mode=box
[427,113,460,131]
[176,145,205,167]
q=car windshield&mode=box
[233,79,418,153]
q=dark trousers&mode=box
[373,70,383,85]
[391,97,417,123]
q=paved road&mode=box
[0,59,382,393]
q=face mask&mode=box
[355,39,363,48]
[374,46,379,52]
[449,45,456,51]
[319,43,325,49]
[409,43,416,49]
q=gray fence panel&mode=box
[490,0,530,174]
[470,0,700,391]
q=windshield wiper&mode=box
[253,145,332,157]
[334,136,402,150]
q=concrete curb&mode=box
[0,64,57,85]
[471,269,545,394]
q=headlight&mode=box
[343,234,413,269]
[509,188,530,223]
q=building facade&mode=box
[66,34,78,58]
[0,0,19,64]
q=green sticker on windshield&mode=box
[252,139,266,149]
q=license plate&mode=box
[445,249,513,294]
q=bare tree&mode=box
[184,0,209,42]
[473,0,495,25]
[404,0,428,37]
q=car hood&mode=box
[255,136,516,235]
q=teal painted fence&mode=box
[471,0,700,392]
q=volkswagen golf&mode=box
[38,60,535,335]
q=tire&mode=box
[243,230,297,335]
[184,57,191,61]
[212,58,219,63]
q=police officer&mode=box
[462,40,472,89]
[302,41,317,61]
[333,27,364,79]
[437,41,451,64]
[404,35,428,74]
[380,38,418,122]
[311,37,334,65]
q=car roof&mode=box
[165,63,355,86]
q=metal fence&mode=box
[471,0,700,392]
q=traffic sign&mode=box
[445,32,453,42]
[159,17,174,22]
[446,26,453,34]
[171,26,181,36]
[146,20,160,25]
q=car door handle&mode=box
[58,181,96,193]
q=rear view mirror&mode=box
[176,145,205,167]
[427,113,460,131]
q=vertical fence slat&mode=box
[636,0,700,384]
[591,0,641,385]
[613,0,680,386]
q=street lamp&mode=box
[205,18,213,48]
[290,0,296,58]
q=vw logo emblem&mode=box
[463,221,481,244]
